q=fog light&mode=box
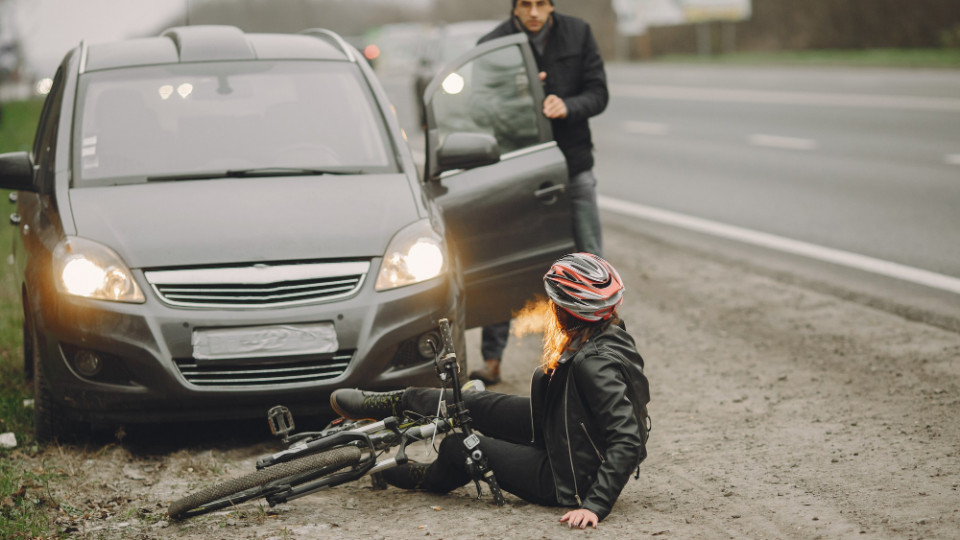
[417,331,441,359]
[73,350,102,377]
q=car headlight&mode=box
[53,237,145,303]
[375,219,446,291]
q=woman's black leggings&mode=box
[400,387,560,506]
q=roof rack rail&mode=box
[300,28,356,62]
[78,39,88,74]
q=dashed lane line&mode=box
[747,134,818,151]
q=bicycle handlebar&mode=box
[435,318,505,506]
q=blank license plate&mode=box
[192,323,338,360]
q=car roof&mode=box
[82,25,354,73]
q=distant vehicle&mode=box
[414,20,501,127]
[361,22,433,74]
[0,26,573,441]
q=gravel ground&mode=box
[11,218,960,540]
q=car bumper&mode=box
[33,266,460,425]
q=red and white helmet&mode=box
[543,253,624,322]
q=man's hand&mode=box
[559,508,599,529]
[543,94,567,119]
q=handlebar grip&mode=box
[438,318,455,356]
[484,470,505,506]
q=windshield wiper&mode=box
[147,167,360,182]
[225,167,361,177]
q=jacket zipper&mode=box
[528,367,539,444]
[563,374,582,506]
[580,422,605,463]
[534,366,563,504]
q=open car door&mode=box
[421,34,574,329]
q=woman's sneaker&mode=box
[330,389,403,420]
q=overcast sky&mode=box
[6,0,186,77]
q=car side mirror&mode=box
[0,152,37,192]
[433,132,500,178]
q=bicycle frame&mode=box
[168,317,503,520]
[261,318,503,507]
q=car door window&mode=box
[430,44,541,155]
[33,66,65,190]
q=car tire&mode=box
[22,303,33,381]
[30,320,80,443]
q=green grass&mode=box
[0,99,42,444]
[1,100,44,153]
[655,48,960,69]
[0,457,64,539]
[0,99,51,539]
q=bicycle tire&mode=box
[168,445,362,520]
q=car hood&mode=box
[68,174,421,269]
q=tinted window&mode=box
[430,45,540,154]
[74,61,395,185]
[33,66,65,183]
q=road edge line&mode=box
[598,196,960,295]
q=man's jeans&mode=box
[568,168,603,257]
[480,168,603,361]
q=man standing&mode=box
[470,0,609,386]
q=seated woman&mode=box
[331,253,651,529]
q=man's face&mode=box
[514,0,554,33]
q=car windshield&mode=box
[74,60,396,185]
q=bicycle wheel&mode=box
[168,445,362,520]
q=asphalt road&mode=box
[385,61,960,327]
[594,63,960,280]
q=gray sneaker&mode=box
[330,388,403,420]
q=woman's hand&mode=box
[559,508,599,529]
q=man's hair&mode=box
[511,0,555,8]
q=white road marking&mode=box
[747,134,818,151]
[945,154,960,165]
[598,196,960,295]
[624,121,669,136]
[610,84,960,112]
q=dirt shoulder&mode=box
[10,218,960,540]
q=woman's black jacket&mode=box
[529,322,650,521]
[479,12,609,176]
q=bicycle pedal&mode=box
[267,405,295,439]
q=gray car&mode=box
[0,26,573,441]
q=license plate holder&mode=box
[192,323,338,360]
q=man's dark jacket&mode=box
[529,322,650,521]
[479,12,609,176]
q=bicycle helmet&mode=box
[543,253,623,322]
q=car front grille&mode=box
[144,261,370,308]
[175,351,353,386]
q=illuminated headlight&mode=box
[53,237,145,303]
[375,220,446,291]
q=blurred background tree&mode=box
[157,0,960,61]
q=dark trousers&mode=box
[480,169,604,361]
[401,388,559,506]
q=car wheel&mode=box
[30,321,80,443]
[22,305,33,381]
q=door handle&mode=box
[534,183,565,204]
